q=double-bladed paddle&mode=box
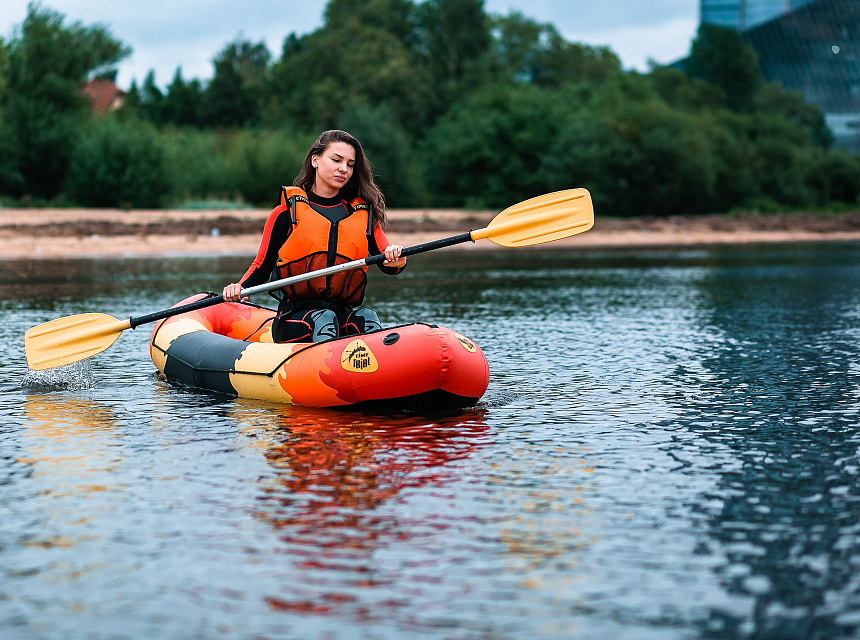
[25,188,594,370]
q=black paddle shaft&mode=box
[365,232,473,265]
[129,294,226,329]
[128,232,474,330]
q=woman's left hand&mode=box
[383,244,407,268]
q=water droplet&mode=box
[20,359,95,391]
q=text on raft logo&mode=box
[341,339,379,373]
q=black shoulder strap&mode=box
[351,202,373,237]
[290,194,309,226]
[280,186,309,227]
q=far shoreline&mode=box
[2,207,860,260]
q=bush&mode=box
[811,150,860,206]
[545,91,723,216]
[223,128,311,206]
[65,117,169,208]
[160,127,312,207]
[160,128,232,204]
[421,83,563,209]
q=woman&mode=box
[222,130,407,343]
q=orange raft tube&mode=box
[149,294,489,409]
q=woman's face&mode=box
[311,141,356,197]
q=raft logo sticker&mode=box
[341,339,379,373]
[455,333,477,353]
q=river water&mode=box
[2,243,860,639]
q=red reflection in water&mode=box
[248,406,490,616]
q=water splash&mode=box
[20,359,95,391]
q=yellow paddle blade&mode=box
[471,188,594,247]
[25,313,132,371]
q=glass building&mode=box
[702,0,816,31]
[701,0,860,151]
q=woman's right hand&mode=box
[222,282,245,302]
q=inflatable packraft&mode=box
[149,294,489,409]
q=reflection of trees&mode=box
[666,256,860,638]
[231,405,490,614]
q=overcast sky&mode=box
[0,1,700,88]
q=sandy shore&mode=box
[2,206,860,259]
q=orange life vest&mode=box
[275,185,372,306]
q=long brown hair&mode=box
[294,130,386,227]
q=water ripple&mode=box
[3,247,860,638]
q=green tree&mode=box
[415,0,492,109]
[490,13,620,87]
[541,76,728,216]
[0,36,7,95]
[809,150,860,205]
[421,82,564,208]
[204,39,270,127]
[743,111,819,207]
[489,11,545,82]
[337,100,419,207]
[0,37,14,193]
[755,83,832,148]
[323,0,416,42]
[163,68,204,126]
[136,70,166,123]
[119,79,142,115]
[2,0,849,214]
[686,23,761,112]
[0,2,130,200]
[268,0,426,132]
[647,65,724,112]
